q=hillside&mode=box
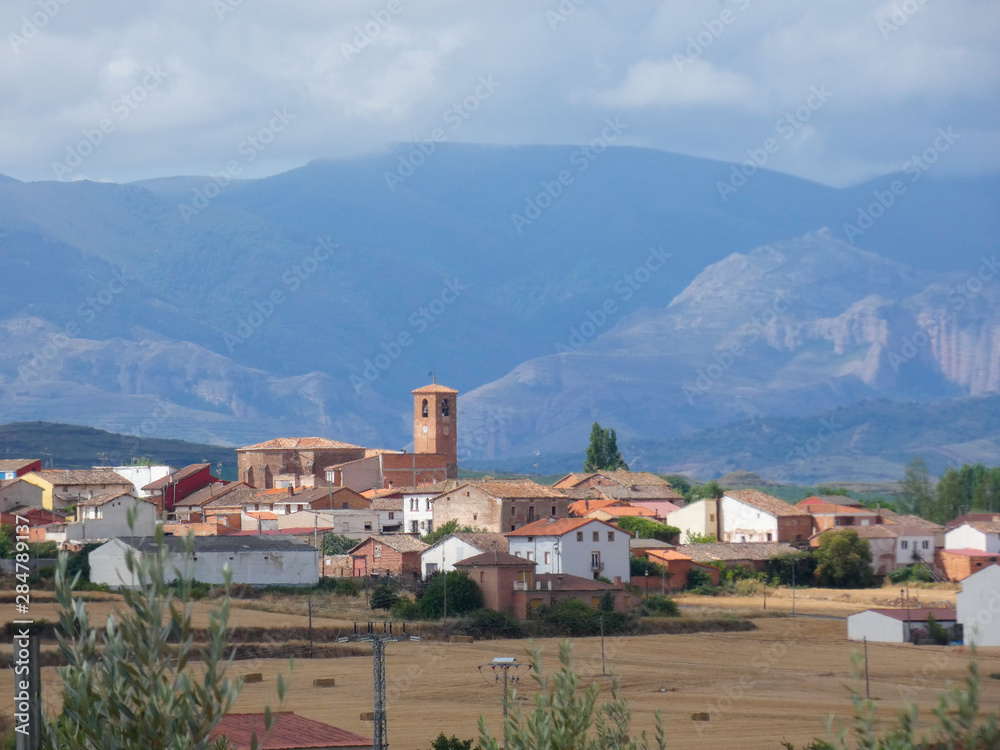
[0,422,237,479]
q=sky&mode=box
[2,0,998,187]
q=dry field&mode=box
[3,585,997,749]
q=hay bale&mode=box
[313,678,336,687]
[242,673,263,684]
[449,635,474,643]
[360,711,375,721]
[691,712,710,722]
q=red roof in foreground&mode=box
[940,548,1000,558]
[210,712,372,749]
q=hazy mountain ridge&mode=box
[0,144,997,476]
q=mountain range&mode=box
[0,144,997,481]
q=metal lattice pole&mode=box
[372,637,387,750]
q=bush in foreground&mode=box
[641,594,679,617]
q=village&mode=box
[2,380,999,749]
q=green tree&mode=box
[370,584,398,610]
[615,516,680,542]
[477,641,665,750]
[690,480,724,501]
[419,570,483,618]
[321,533,356,555]
[813,530,874,588]
[583,422,628,472]
[45,527,285,749]
[899,457,935,519]
[428,733,480,750]
[684,531,717,544]
[629,556,664,577]
[421,519,483,545]
[660,474,692,498]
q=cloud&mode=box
[593,58,759,109]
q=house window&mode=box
[421,399,428,418]
[577,531,583,541]
[425,499,431,511]
[441,399,450,416]
[527,536,534,542]
[544,551,550,564]
[526,552,533,561]
[374,545,382,558]
[710,514,715,522]
[607,532,615,542]
[740,535,746,543]
[591,551,601,569]
[411,521,419,533]
[473,514,478,521]
[389,512,395,520]
[922,541,930,549]
[766,532,772,542]
[420,521,425,529]
[480,572,485,582]
[410,499,417,511]
[593,531,599,542]
[551,505,557,515]
[901,541,909,550]
[365,523,373,530]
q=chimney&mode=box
[613,576,621,586]
[287,486,293,497]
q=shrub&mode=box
[463,608,525,640]
[321,533,356,556]
[641,594,679,617]
[925,613,949,646]
[616,517,680,543]
[391,597,422,620]
[370,585,398,610]
[538,598,631,637]
[887,564,935,584]
[685,568,713,590]
[629,556,664,577]
[419,571,483,619]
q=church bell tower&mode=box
[413,378,458,478]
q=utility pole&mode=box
[339,622,419,750]
[791,561,796,616]
[443,570,447,619]
[478,657,527,750]
[600,616,607,676]
[307,598,313,656]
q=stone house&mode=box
[454,550,536,613]
[432,480,570,534]
[348,535,429,578]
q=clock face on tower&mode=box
[422,425,428,433]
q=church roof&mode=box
[412,383,458,395]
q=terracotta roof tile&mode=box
[238,437,364,451]
[31,469,132,486]
[77,490,149,507]
[725,489,811,518]
[967,521,1000,533]
[350,535,429,554]
[677,542,799,562]
[412,383,459,394]
[465,480,567,500]
[506,517,625,537]
[143,463,210,490]
[455,550,535,568]
[209,711,373,749]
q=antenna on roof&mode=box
[428,370,436,385]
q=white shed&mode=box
[847,608,957,644]
[956,564,1000,647]
[90,535,319,588]
[420,532,508,578]
[946,523,1000,554]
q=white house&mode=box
[665,499,718,541]
[720,489,813,543]
[956,564,1000,647]
[65,491,157,542]
[847,608,957,644]
[278,509,377,538]
[419,532,508,578]
[505,517,631,583]
[96,465,173,499]
[401,480,461,535]
[945,522,1000,554]
[817,525,938,575]
[371,498,404,534]
[89,535,319,588]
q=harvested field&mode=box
[2,616,999,749]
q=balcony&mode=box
[591,561,604,571]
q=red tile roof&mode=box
[238,438,364,451]
[412,383,458,394]
[941,548,1000,557]
[506,517,626,537]
[455,550,536,568]
[568,498,618,516]
[209,712,373,749]
[142,463,211,490]
[725,489,811,518]
[587,505,658,519]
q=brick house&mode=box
[721,489,813,543]
[632,548,721,592]
[172,481,257,524]
[513,573,637,618]
[237,437,369,490]
[936,548,1000,581]
[349,535,429,578]
[143,463,224,513]
[454,550,536,613]
[432,480,570,533]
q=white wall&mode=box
[420,535,487,577]
[847,610,905,643]
[956,565,1000,647]
[90,540,320,587]
[895,534,935,565]
[666,499,717,541]
[720,495,777,543]
[105,466,173,498]
[946,525,999,553]
[403,491,437,535]
[66,497,156,542]
[508,520,630,582]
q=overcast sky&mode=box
[2,0,998,186]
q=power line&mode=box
[477,656,528,750]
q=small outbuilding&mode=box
[847,607,957,644]
[956,563,1000,647]
[89,535,319,588]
